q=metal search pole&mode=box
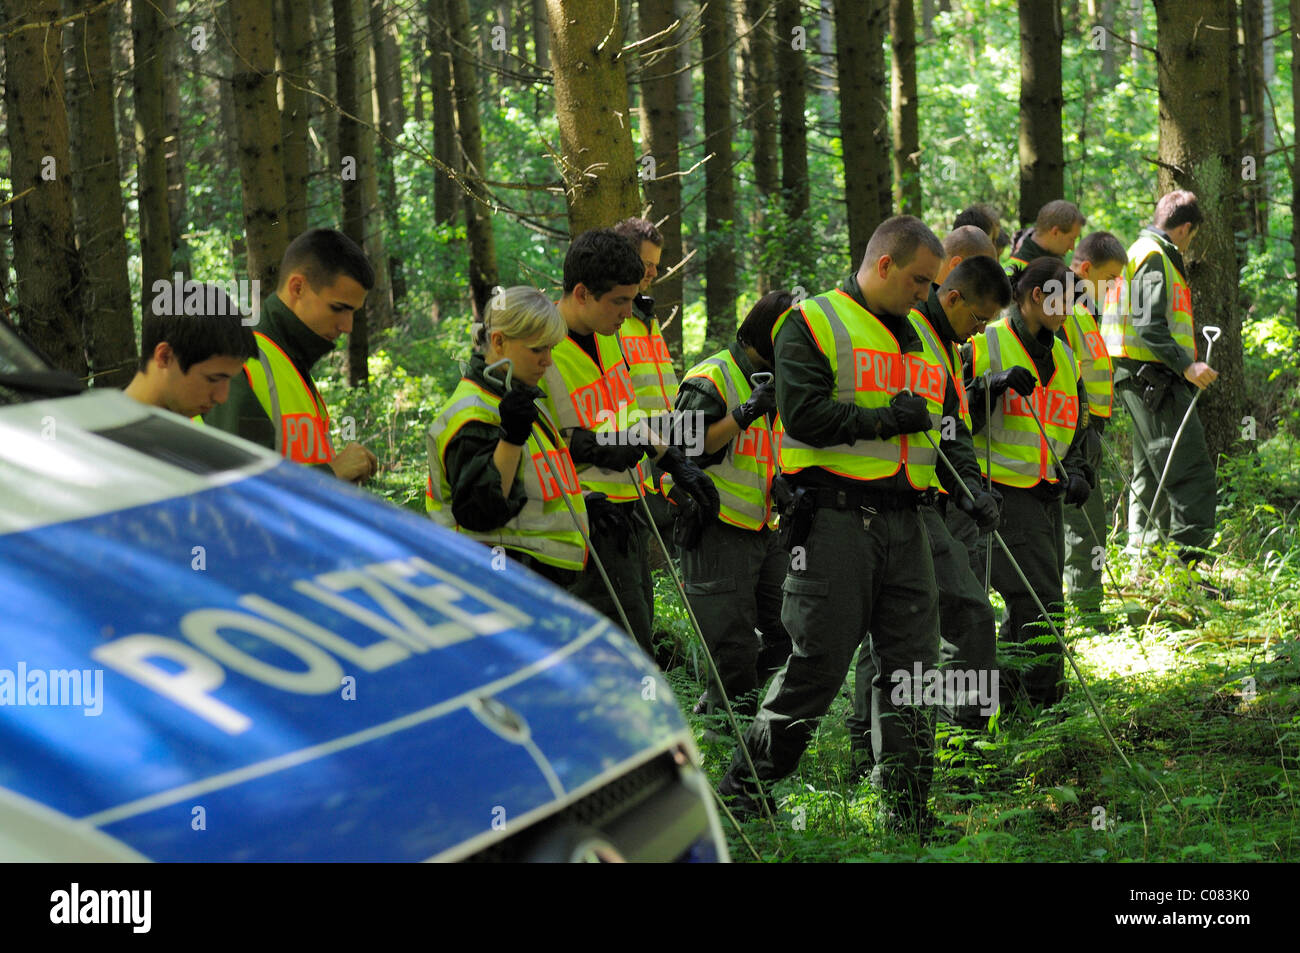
[984,372,993,592]
[1097,432,1177,554]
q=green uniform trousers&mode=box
[972,486,1066,707]
[1115,376,1216,557]
[727,505,939,818]
[848,502,998,759]
[680,520,791,717]
[1063,432,1106,613]
[571,502,655,655]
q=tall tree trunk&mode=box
[532,0,549,68]
[160,0,187,275]
[1226,0,1246,242]
[4,0,86,377]
[354,0,393,331]
[1240,0,1267,246]
[546,0,641,236]
[702,0,737,351]
[675,0,694,151]
[450,0,499,318]
[920,0,933,39]
[816,0,835,119]
[1128,0,1143,65]
[277,0,312,237]
[335,0,369,386]
[370,0,406,304]
[134,0,173,319]
[66,0,136,388]
[1088,0,1116,79]
[1017,0,1065,225]
[745,0,779,293]
[837,0,890,269]
[1292,0,1300,332]
[217,43,246,264]
[638,0,685,357]
[776,0,809,221]
[229,0,290,290]
[889,0,921,216]
[1153,0,1242,465]
[430,0,460,227]
[313,0,341,204]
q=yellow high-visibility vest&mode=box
[774,289,944,489]
[1100,233,1195,364]
[243,331,334,464]
[1065,296,1113,419]
[680,349,779,531]
[909,308,969,492]
[426,378,588,571]
[619,312,679,413]
[540,331,647,502]
[970,320,1081,488]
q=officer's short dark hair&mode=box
[611,217,664,249]
[563,229,645,298]
[1153,190,1203,231]
[1035,200,1086,233]
[953,205,996,236]
[862,215,944,270]
[943,225,997,262]
[940,256,1012,310]
[1074,231,1127,267]
[278,228,375,293]
[140,285,258,372]
[1010,256,1071,305]
[737,289,794,365]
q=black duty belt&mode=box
[806,485,936,512]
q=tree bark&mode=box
[532,0,549,68]
[370,0,406,304]
[277,0,312,237]
[1240,0,1267,245]
[745,0,779,293]
[354,0,393,331]
[313,0,341,195]
[1292,0,1299,331]
[775,0,809,221]
[160,0,187,275]
[1087,0,1116,79]
[638,0,684,357]
[1017,0,1065,225]
[229,0,289,290]
[837,0,890,269]
[1128,0,1143,64]
[702,0,737,350]
[1153,0,1242,465]
[546,0,641,237]
[66,0,136,387]
[134,0,173,318]
[4,0,86,377]
[335,0,368,386]
[890,0,921,216]
[429,0,460,227]
[450,0,499,318]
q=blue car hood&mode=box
[0,393,688,861]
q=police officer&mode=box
[1101,191,1218,568]
[205,229,379,483]
[425,287,588,588]
[674,291,794,720]
[717,216,947,834]
[540,229,718,654]
[965,257,1091,709]
[1061,232,1128,619]
[1007,200,1086,268]
[612,218,679,416]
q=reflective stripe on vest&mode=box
[425,379,588,571]
[971,321,1080,488]
[243,331,335,464]
[908,309,969,492]
[681,351,779,531]
[619,314,679,414]
[540,332,647,502]
[1066,298,1113,419]
[774,290,943,489]
[1100,234,1195,364]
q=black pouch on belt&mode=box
[777,486,816,553]
[1136,363,1172,413]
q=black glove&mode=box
[671,493,705,551]
[657,446,721,522]
[732,381,776,429]
[770,473,795,513]
[1064,472,1091,506]
[567,427,647,471]
[874,392,931,439]
[989,366,1037,399]
[497,387,542,446]
[958,487,1001,532]
[584,492,634,554]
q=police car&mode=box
[0,321,727,862]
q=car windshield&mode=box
[0,318,50,374]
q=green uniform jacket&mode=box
[1113,226,1193,387]
[204,292,335,466]
[674,340,757,468]
[1008,231,1056,267]
[772,273,923,494]
[914,283,982,497]
[962,308,1091,483]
